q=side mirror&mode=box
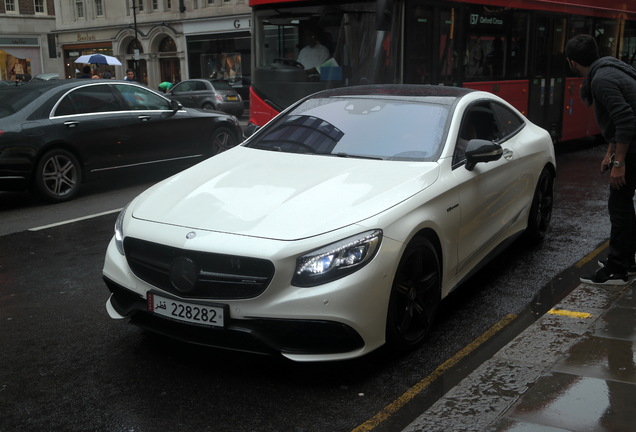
[169,99,182,112]
[464,139,503,171]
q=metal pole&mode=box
[132,0,140,82]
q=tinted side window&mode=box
[453,102,500,166]
[492,102,525,138]
[172,82,191,93]
[54,84,123,116]
[115,84,170,110]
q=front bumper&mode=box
[105,276,365,358]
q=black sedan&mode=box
[0,79,242,202]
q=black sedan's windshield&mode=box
[246,96,450,161]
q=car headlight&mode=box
[292,230,382,287]
[114,203,129,256]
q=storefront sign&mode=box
[0,37,39,47]
[183,15,251,34]
[77,33,96,41]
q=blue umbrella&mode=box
[74,53,122,66]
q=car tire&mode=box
[386,235,441,352]
[525,167,554,244]
[33,148,82,202]
[210,127,238,156]
[202,103,214,111]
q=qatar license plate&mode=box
[147,293,226,328]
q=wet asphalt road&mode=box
[0,139,614,432]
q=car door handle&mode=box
[503,148,513,160]
[64,121,80,128]
[137,115,151,122]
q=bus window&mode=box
[463,6,516,82]
[252,2,401,114]
[621,20,636,67]
[438,8,459,85]
[404,4,433,84]
[595,18,620,57]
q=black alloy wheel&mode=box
[386,236,441,351]
[33,149,82,202]
[525,167,554,244]
[210,127,238,156]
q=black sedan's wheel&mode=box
[33,149,82,202]
[202,103,215,111]
[210,127,238,156]
[386,236,441,351]
[525,167,554,244]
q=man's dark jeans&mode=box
[607,153,636,275]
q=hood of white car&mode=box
[132,146,439,240]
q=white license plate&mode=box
[147,293,225,328]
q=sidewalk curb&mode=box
[402,282,631,432]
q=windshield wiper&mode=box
[331,152,384,160]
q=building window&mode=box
[138,0,144,11]
[75,0,85,18]
[95,0,103,16]
[34,0,46,13]
[167,0,172,9]
[5,0,17,12]
[153,0,158,10]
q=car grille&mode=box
[124,237,275,299]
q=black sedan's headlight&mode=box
[292,230,382,287]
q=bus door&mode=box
[528,14,567,140]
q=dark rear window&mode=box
[209,80,233,91]
[0,87,45,118]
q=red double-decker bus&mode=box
[248,0,636,142]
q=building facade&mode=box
[0,0,57,80]
[53,0,251,89]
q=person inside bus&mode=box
[567,34,636,286]
[297,26,330,77]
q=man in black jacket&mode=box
[566,34,636,285]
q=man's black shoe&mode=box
[597,259,636,276]
[581,266,628,286]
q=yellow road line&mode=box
[574,240,609,268]
[352,313,517,432]
[547,309,592,319]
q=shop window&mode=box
[159,37,176,53]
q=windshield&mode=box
[246,96,449,161]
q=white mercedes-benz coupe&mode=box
[103,85,556,362]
